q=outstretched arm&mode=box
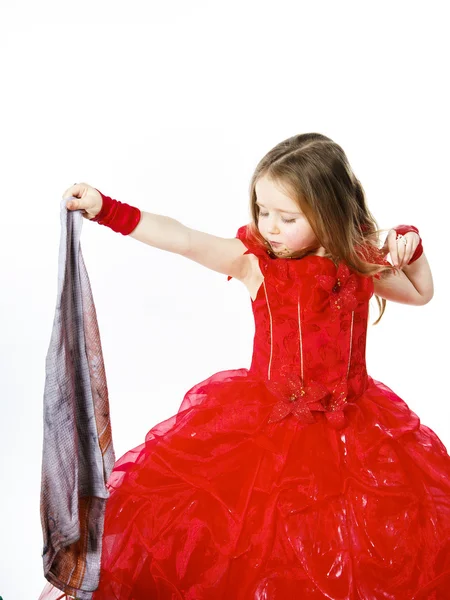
[63,184,251,282]
[129,211,250,281]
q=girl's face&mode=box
[255,175,325,257]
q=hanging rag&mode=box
[39,198,115,599]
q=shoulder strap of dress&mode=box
[235,224,268,256]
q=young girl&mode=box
[41,133,449,599]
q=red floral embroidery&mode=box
[323,379,349,429]
[316,262,358,319]
[266,367,350,429]
[266,369,330,425]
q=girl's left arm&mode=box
[399,252,434,301]
[372,253,434,306]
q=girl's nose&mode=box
[267,218,280,234]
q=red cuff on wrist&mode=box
[92,189,141,235]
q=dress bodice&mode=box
[229,224,379,429]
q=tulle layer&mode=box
[40,369,450,599]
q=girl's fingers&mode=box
[398,232,420,268]
[384,229,420,269]
[397,238,407,268]
[63,183,87,210]
[387,229,399,266]
[62,182,84,200]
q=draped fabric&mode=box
[39,199,115,600]
[39,222,450,599]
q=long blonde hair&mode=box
[247,133,394,325]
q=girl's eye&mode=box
[259,211,296,224]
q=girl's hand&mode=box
[62,182,103,220]
[382,228,421,269]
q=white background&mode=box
[0,1,449,598]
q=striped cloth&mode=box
[39,198,115,599]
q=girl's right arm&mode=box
[129,212,251,282]
[64,183,251,283]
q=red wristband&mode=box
[393,224,423,264]
[92,189,141,235]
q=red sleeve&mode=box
[227,224,268,281]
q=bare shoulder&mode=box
[183,228,255,281]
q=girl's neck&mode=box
[313,246,327,257]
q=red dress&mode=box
[40,224,450,599]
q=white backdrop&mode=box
[0,1,449,598]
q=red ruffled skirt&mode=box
[39,369,450,599]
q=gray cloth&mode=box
[40,198,115,599]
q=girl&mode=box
[41,133,448,599]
